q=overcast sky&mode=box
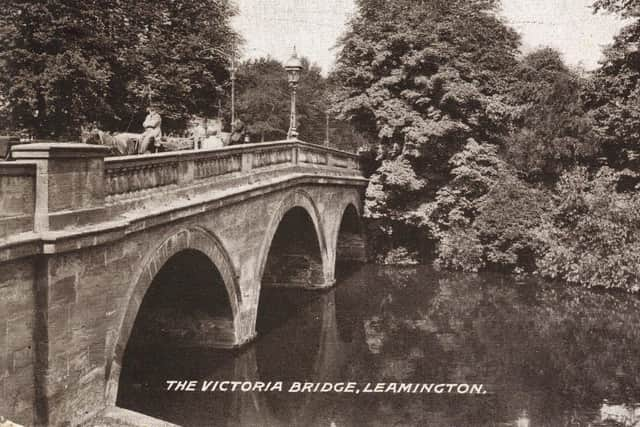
[232,0,629,74]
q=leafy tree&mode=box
[231,58,290,141]
[0,0,239,138]
[504,48,600,183]
[586,20,640,170]
[425,140,548,272]
[331,0,521,259]
[593,0,640,16]
[535,166,640,291]
[231,57,331,144]
[0,1,114,136]
[584,0,640,170]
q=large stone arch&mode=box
[105,226,240,404]
[255,189,330,289]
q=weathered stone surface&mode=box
[50,275,76,306]
[0,141,366,426]
[6,315,33,354]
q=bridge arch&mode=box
[334,201,367,266]
[256,190,330,289]
[105,227,240,404]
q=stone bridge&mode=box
[0,140,367,426]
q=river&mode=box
[118,264,640,426]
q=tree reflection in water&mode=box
[118,265,640,427]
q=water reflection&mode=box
[118,265,640,426]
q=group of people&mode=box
[188,114,250,150]
[80,106,253,156]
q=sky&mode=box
[231,0,629,74]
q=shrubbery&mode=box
[426,153,640,291]
[535,167,640,291]
[425,140,548,273]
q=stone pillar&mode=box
[9,143,111,425]
[11,143,110,232]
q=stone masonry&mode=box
[0,140,367,426]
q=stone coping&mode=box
[104,139,359,165]
[11,142,110,159]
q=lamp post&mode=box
[285,47,303,140]
[230,57,237,126]
[325,110,330,146]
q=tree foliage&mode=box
[425,140,548,272]
[232,57,329,143]
[0,0,239,137]
[332,0,520,165]
[586,19,640,170]
[535,167,640,291]
[505,48,600,183]
[332,0,521,261]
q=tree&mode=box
[424,139,548,272]
[0,1,114,136]
[231,57,330,144]
[330,0,521,259]
[585,0,640,170]
[503,48,600,183]
[0,0,239,138]
[585,21,640,170]
[593,0,640,16]
[535,166,640,291]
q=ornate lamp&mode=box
[285,47,303,139]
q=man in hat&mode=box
[139,106,162,154]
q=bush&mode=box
[425,139,548,272]
[534,167,640,291]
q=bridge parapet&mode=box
[99,140,361,212]
[1,139,363,245]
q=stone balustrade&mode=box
[103,141,359,200]
[105,156,180,199]
[0,140,362,237]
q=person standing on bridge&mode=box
[229,118,247,145]
[139,106,162,154]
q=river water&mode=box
[118,264,640,426]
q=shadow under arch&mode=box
[334,202,367,280]
[105,227,241,405]
[256,190,330,290]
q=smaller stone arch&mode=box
[256,190,331,288]
[333,201,367,264]
[105,227,240,404]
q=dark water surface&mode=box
[118,265,640,426]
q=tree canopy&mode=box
[0,0,239,137]
[332,0,522,258]
[504,48,599,183]
[332,0,520,164]
[232,57,329,143]
[586,15,640,170]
